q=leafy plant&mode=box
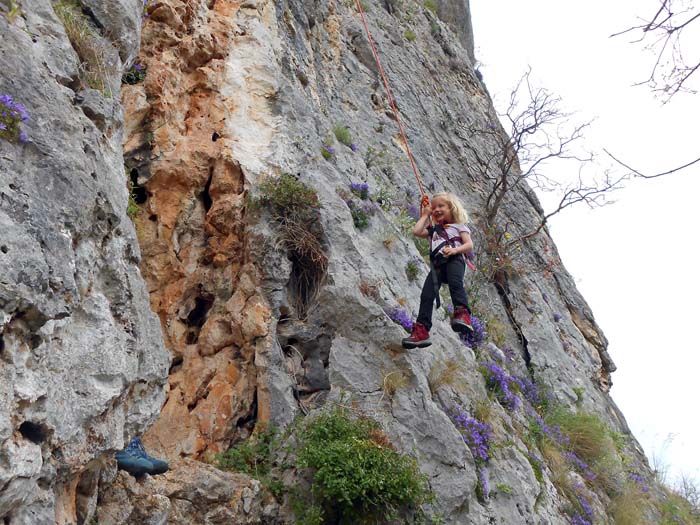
[127,181,140,218]
[423,0,437,13]
[333,125,354,148]
[217,424,283,497]
[295,407,429,524]
[122,63,146,85]
[405,256,422,281]
[404,29,417,41]
[321,143,335,160]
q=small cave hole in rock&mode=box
[211,131,220,142]
[19,421,48,444]
[200,170,213,212]
[0,245,7,254]
[169,356,184,374]
[129,168,148,204]
[148,214,158,222]
[185,294,214,344]
[29,334,42,350]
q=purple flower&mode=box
[480,362,520,410]
[323,144,335,154]
[404,202,420,220]
[562,341,571,349]
[0,94,30,143]
[350,182,370,200]
[384,306,413,332]
[350,142,358,152]
[133,63,145,71]
[461,315,486,349]
[553,313,562,322]
[446,406,492,500]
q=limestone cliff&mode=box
[1,0,657,523]
[0,0,169,523]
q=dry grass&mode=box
[611,484,652,525]
[472,398,493,425]
[359,278,382,302]
[428,359,465,394]
[382,369,409,398]
[53,0,115,94]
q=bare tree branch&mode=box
[604,148,700,178]
[613,0,700,101]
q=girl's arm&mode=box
[443,231,473,256]
[411,207,431,238]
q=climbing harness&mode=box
[427,223,462,308]
[354,0,429,216]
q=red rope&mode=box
[354,0,430,213]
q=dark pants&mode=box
[416,256,471,331]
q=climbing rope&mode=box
[354,0,430,214]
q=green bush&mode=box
[404,30,417,41]
[333,125,353,146]
[258,173,321,225]
[423,0,437,13]
[296,407,429,523]
[217,424,283,497]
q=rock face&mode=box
[0,1,169,523]
[1,0,655,523]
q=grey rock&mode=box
[0,1,168,522]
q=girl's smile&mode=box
[431,199,451,222]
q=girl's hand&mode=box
[443,246,455,256]
[421,195,431,217]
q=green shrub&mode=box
[405,257,421,281]
[217,424,283,497]
[258,173,321,226]
[127,182,139,218]
[404,29,417,41]
[333,125,353,146]
[423,0,437,13]
[296,406,429,524]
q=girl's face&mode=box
[431,198,453,223]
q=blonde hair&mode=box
[431,192,469,224]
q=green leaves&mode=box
[296,407,429,523]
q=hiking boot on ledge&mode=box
[402,322,432,349]
[116,437,169,477]
[451,308,474,334]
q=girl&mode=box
[402,192,474,349]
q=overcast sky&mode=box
[470,0,700,485]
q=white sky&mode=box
[470,0,700,485]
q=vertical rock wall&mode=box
[0,1,169,523]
